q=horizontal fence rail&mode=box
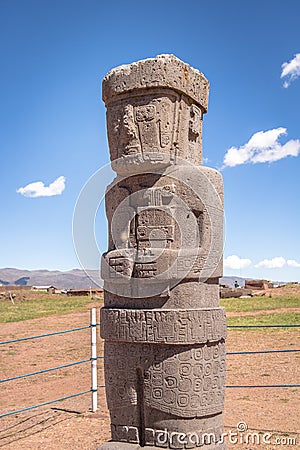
[1,349,297,384]
[1,315,299,419]
[227,349,300,355]
[227,324,300,328]
[0,359,90,384]
[0,389,103,419]
[1,323,299,346]
[226,384,300,388]
[0,312,101,419]
[0,326,91,345]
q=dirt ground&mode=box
[0,304,299,450]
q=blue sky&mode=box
[1,0,300,282]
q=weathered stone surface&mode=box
[102,55,210,175]
[102,54,209,111]
[104,341,226,417]
[100,308,227,344]
[99,55,226,450]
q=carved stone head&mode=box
[102,54,210,174]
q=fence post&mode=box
[91,307,98,412]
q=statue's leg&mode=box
[104,342,140,444]
[142,344,227,449]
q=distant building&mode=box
[32,286,57,294]
[220,287,253,299]
[66,288,103,296]
[244,279,270,290]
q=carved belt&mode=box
[100,307,227,344]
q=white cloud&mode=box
[281,53,300,88]
[287,259,300,268]
[17,176,66,198]
[223,128,300,168]
[224,255,252,270]
[224,255,300,271]
[255,257,286,269]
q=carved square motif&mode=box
[193,364,203,377]
[192,327,205,341]
[213,361,220,375]
[128,426,139,443]
[116,370,127,382]
[178,351,191,361]
[190,394,200,408]
[117,358,126,369]
[158,321,175,338]
[107,374,114,384]
[193,348,203,361]
[116,425,128,441]
[179,363,192,377]
[163,361,177,376]
[117,386,126,399]
[152,387,163,399]
[135,104,156,122]
[220,360,226,372]
[164,390,176,405]
[145,428,155,445]
[177,393,189,407]
[200,393,208,406]
[203,346,212,361]
[144,370,151,382]
[203,377,212,391]
[152,372,163,386]
[193,378,202,392]
[213,346,220,359]
[212,376,220,390]
[160,132,171,147]
[178,379,192,392]
[204,363,212,376]
[153,362,163,371]
[165,376,177,388]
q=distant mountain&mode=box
[0,268,103,290]
[0,268,286,290]
[15,277,31,286]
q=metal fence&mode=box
[1,313,299,419]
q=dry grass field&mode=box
[0,287,299,449]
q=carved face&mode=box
[106,93,177,164]
[107,104,141,159]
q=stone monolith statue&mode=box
[99,54,226,450]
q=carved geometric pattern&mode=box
[104,341,226,417]
[101,308,227,344]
